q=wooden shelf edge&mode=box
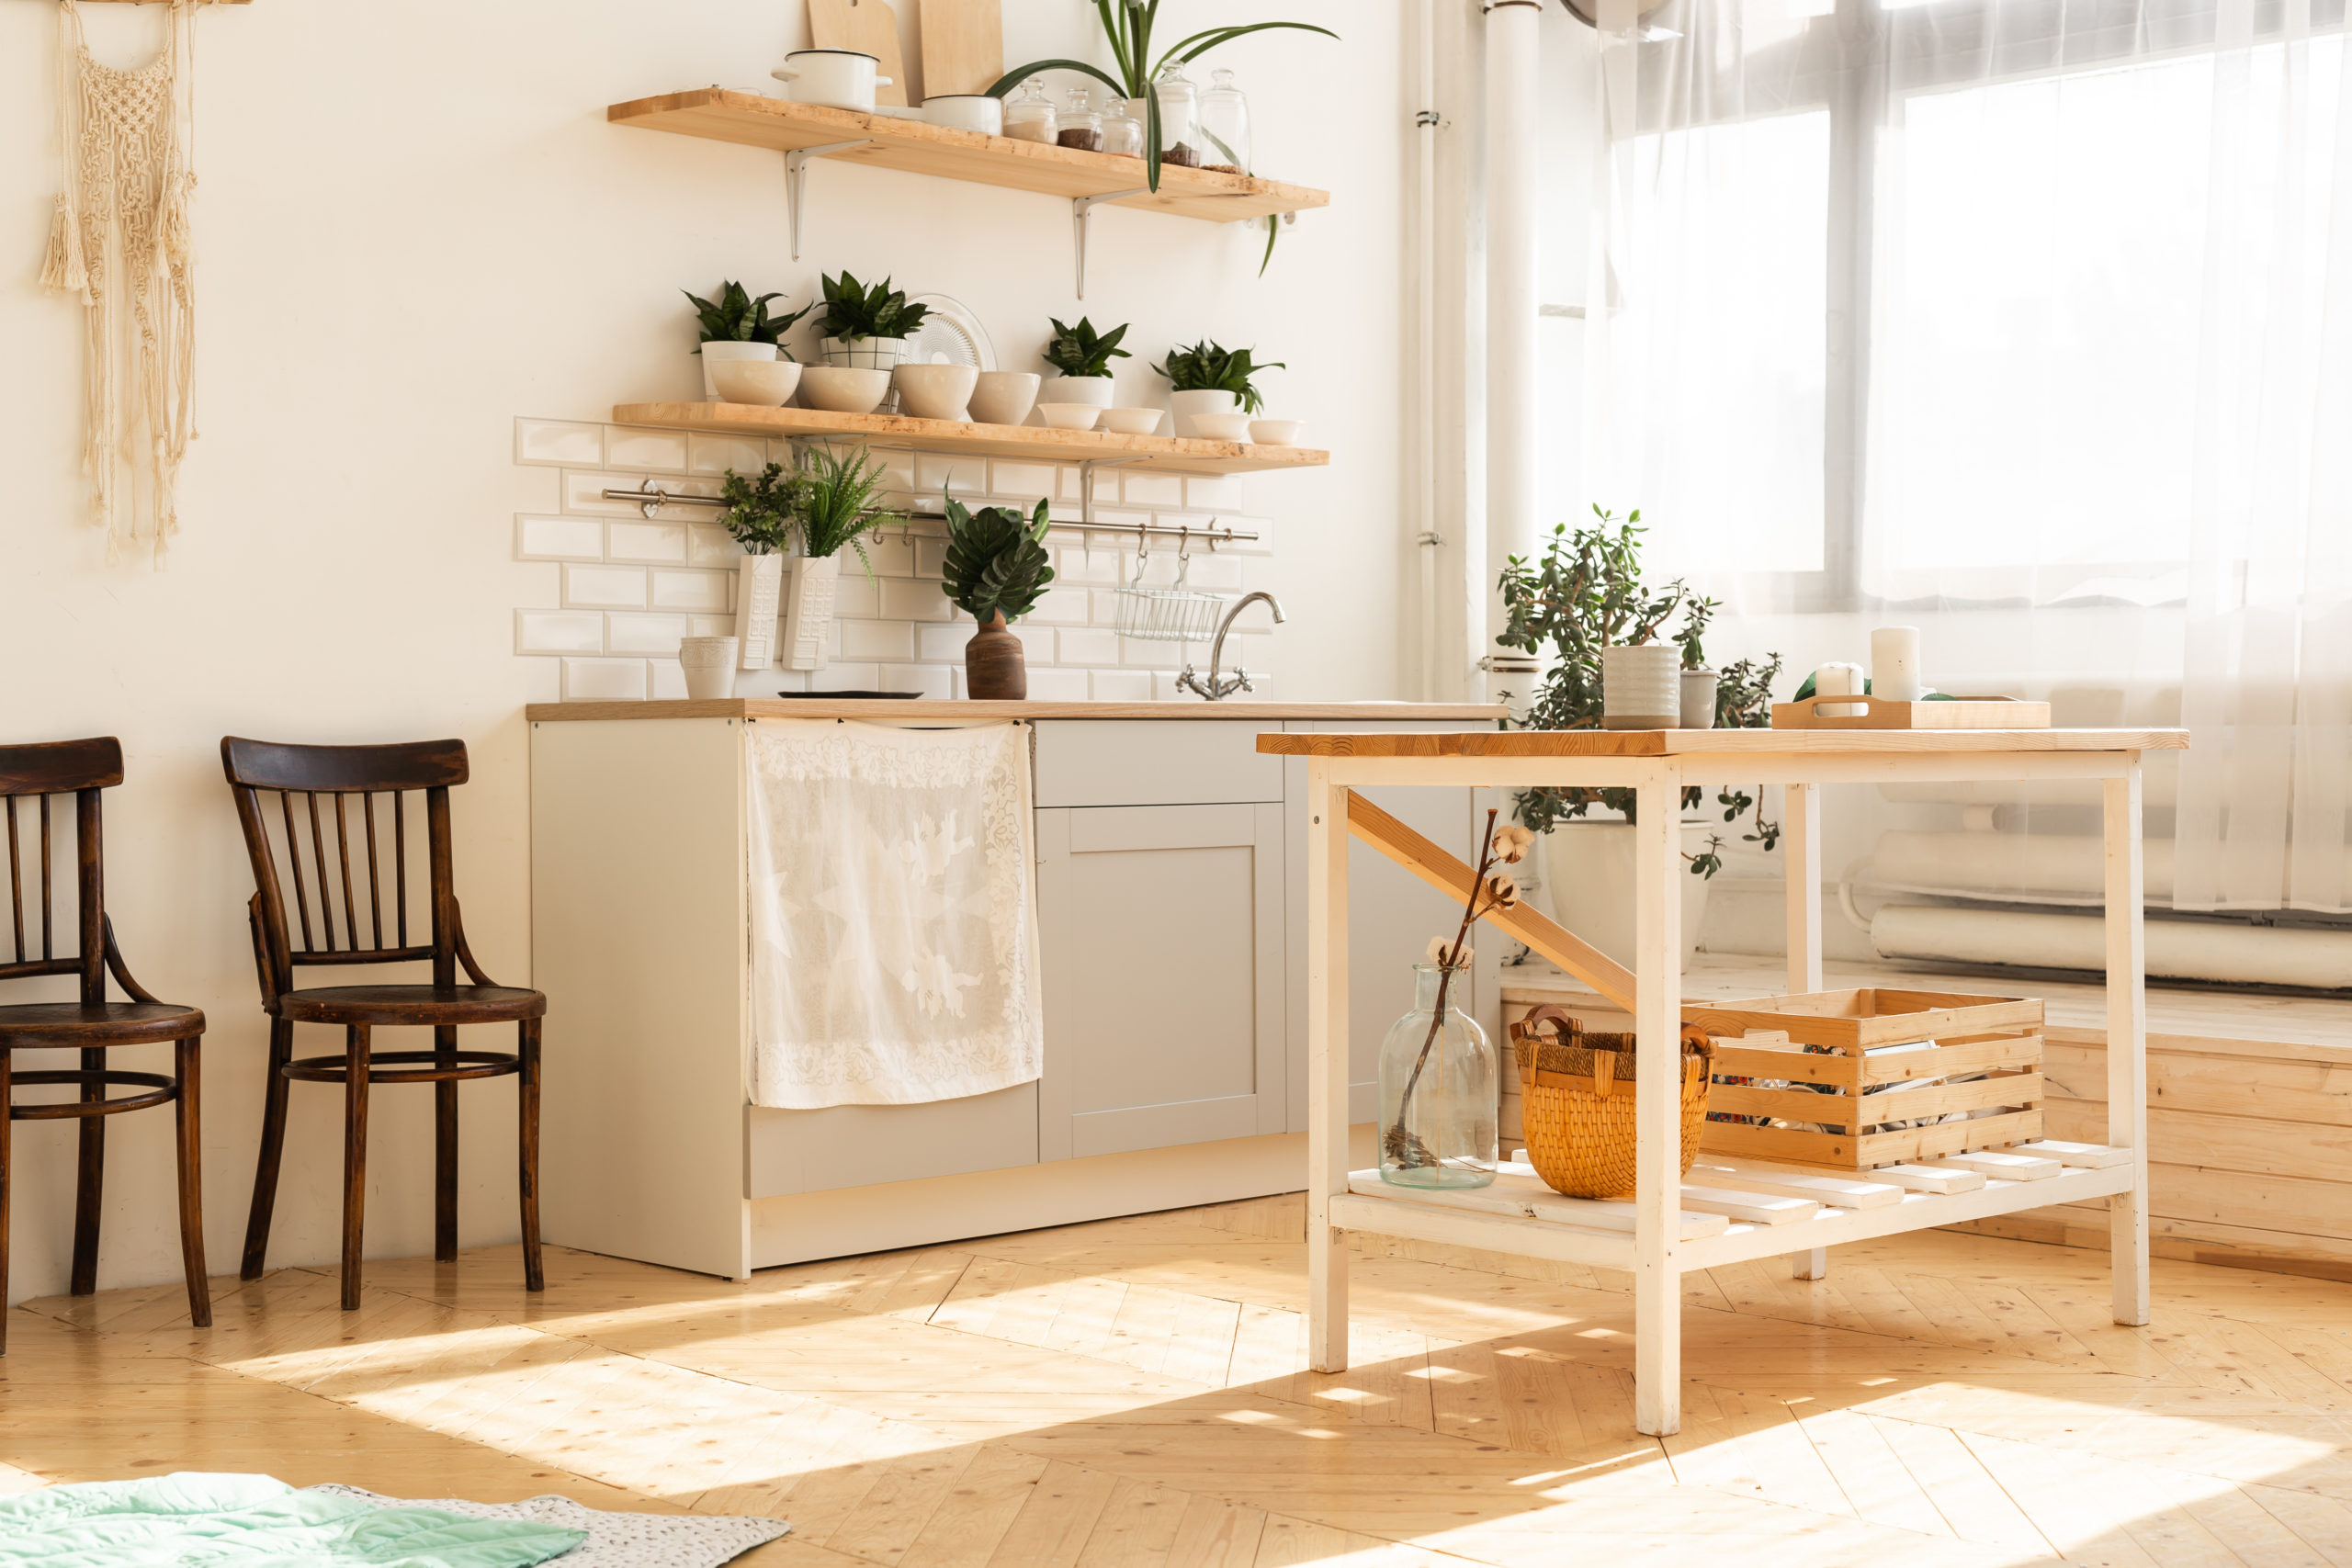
[612,403,1330,476]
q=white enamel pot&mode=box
[771,51,893,113]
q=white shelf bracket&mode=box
[785,140,874,260]
[1076,457,1139,525]
[1071,189,1148,299]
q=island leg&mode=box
[1306,763,1351,1372]
[1633,766,1683,1437]
[1785,781,1824,995]
[2105,759,2151,1325]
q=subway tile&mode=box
[884,664,956,700]
[516,418,604,467]
[1184,552,1245,592]
[1219,630,1276,676]
[1057,467,1088,502]
[1121,473,1183,508]
[915,453,986,494]
[916,622,967,663]
[1057,626,1119,664]
[873,453,921,493]
[607,521,690,564]
[1090,588,1127,626]
[1029,586,1091,626]
[1185,474,1244,511]
[563,564,649,610]
[688,433,770,478]
[772,671,808,693]
[561,657,648,701]
[1026,667,1090,702]
[842,619,914,661]
[515,514,605,562]
[606,427,690,472]
[515,609,605,657]
[989,461,1057,502]
[1153,671,1204,702]
[808,663,882,693]
[687,525,744,567]
[1056,546,1122,585]
[880,578,955,622]
[1090,669,1153,702]
[832,574,881,618]
[563,470,718,518]
[687,614,738,639]
[914,538,947,579]
[606,612,690,656]
[1121,636,1182,669]
[650,570,733,612]
[648,659,690,700]
[862,535,918,577]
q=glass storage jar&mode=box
[1376,964,1498,1189]
[1198,66,1250,174]
[1057,87,1103,152]
[1100,96,1145,158]
[1152,60,1203,167]
[1003,76,1058,144]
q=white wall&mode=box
[0,0,1403,1302]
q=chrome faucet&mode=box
[1179,591,1287,701]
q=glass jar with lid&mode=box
[1198,66,1250,174]
[1002,76,1058,144]
[1057,86,1103,152]
[1152,60,1203,167]
[1100,96,1145,158]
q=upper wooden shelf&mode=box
[613,402,1330,476]
[607,89,1330,222]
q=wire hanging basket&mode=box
[1111,531,1228,644]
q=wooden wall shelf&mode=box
[612,402,1330,476]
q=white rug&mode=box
[305,1487,788,1566]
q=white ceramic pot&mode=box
[1168,388,1240,436]
[893,363,978,422]
[770,50,892,112]
[677,637,740,699]
[1039,375,1115,409]
[783,554,842,671]
[1037,403,1103,431]
[737,554,785,668]
[923,95,1003,134]
[797,366,892,414]
[1535,821,1713,969]
[1601,644,1680,730]
[709,357,802,408]
[820,335,910,371]
[699,340,779,400]
[968,370,1041,426]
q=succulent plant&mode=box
[1154,340,1284,414]
[942,494,1055,624]
[1042,316,1132,378]
[818,272,932,342]
[683,281,813,354]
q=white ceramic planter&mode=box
[783,554,842,671]
[677,637,740,699]
[700,340,779,401]
[820,335,910,371]
[737,554,785,669]
[893,363,978,421]
[1039,375,1115,410]
[969,371,1041,426]
[1169,388,1240,437]
[1534,820,1713,969]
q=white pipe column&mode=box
[1482,0,1544,694]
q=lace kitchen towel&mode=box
[746,719,1043,1109]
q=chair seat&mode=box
[277,984,545,1026]
[0,1001,204,1049]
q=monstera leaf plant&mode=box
[944,495,1056,700]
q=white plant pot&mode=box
[1534,820,1713,969]
[1169,388,1241,437]
[700,340,780,401]
[677,637,740,699]
[737,554,785,669]
[820,335,910,371]
[782,554,842,671]
[1039,375,1115,410]
[771,50,891,112]
[969,371,1042,426]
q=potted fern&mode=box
[942,496,1055,700]
[717,462,802,670]
[1156,340,1283,436]
[1039,316,1131,411]
[685,280,812,401]
[781,446,901,671]
[816,272,931,371]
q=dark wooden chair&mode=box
[221,737,543,1310]
[0,738,209,1352]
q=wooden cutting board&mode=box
[919,0,1002,98]
[807,0,910,106]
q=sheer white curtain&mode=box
[1580,0,2352,911]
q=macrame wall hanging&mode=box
[40,0,217,569]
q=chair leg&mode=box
[518,1018,543,1292]
[340,1024,371,1312]
[70,1046,105,1295]
[1,1049,12,1357]
[241,1017,294,1281]
[175,1036,212,1329]
[434,1024,458,1263]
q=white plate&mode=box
[903,293,997,373]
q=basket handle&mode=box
[1513,1004,1580,1043]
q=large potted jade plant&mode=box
[1496,505,1784,964]
[942,496,1054,699]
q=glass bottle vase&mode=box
[1376,964,1498,1189]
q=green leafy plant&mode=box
[683,281,813,355]
[717,463,803,555]
[818,272,930,342]
[1155,340,1283,414]
[1495,504,1784,876]
[795,445,902,570]
[1043,316,1132,378]
[942,494,1056,625]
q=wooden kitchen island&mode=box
[1258,724,2188,1438]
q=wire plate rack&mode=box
[1112,541,1228,644]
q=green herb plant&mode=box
[1043,317,1132,378]
[795,446,902,570]
[684,281,814,356]
[818,272,931,343]
[1155,340,1283,414]
[942,495,1056,625]
[717,464,803,556]
[1495,504,1784,877]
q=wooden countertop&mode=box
[1258,727,2189,756]
[527,700,1508,723]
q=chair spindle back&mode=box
[0,738,123,1007]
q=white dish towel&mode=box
[745,719,1043,1109]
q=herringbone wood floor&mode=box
[9,1196,2352,1566]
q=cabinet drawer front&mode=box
[1034,720,1283,807]
[747,1084,1039,1198]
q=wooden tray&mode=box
[1771,694,2052,729]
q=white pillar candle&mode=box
[1815,660,1865,717]
[1871,626,1922,703]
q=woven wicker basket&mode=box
[1509,1005,1714,1200]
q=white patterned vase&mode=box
[738,554,785,669]
[783,554,842,671]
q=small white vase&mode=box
[699,340,780,400]
[1039,375,1116,410]
[737,554,785,669]
[1601,644,1681,730]
[820,335,910,371]
[1168,388,1241,437]
[782,554,842,671]
[677,637,740,699]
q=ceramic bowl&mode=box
[709,357,803,408]
[1248,418,1303,446]
[1037,402,1104,432]
[797,366,892,415]
[968,371,1041,426]
[923,95,1003,134]
[1190,412,1252,442]
[1100,407,1165,436]
[892,363,979,422]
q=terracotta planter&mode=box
[965,610,1026,700]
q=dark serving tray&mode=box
[771,691,923,700]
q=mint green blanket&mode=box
[0,1473,587,1566]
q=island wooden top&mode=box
[1257,727,2189,756]
[528,700,1508,724]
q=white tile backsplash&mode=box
[606,612,690,655]
[648,659,690,700]
[516,515,605,562]
[517,609,605,656]
[1121,473,1184,508]
[1090,669,1154,702]
[916,622,967,663]
[1057,626,1119,664]
[687,525,743,567]
[881,578,956,622]
[688,433,769,477]
[1026,667,1091,702]
[606,428,690,472]
[563,657,648,701]
[516,419,604,467]
[650,570,732,612]
[842,619,915,661]
[563,564,650,610]
[564,470,718,518]
[607,521,691,564]
[885,664,956,700]
[989,461,1057,501]
[916,454,986,494]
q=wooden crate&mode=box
[1683,988,2044,1169]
